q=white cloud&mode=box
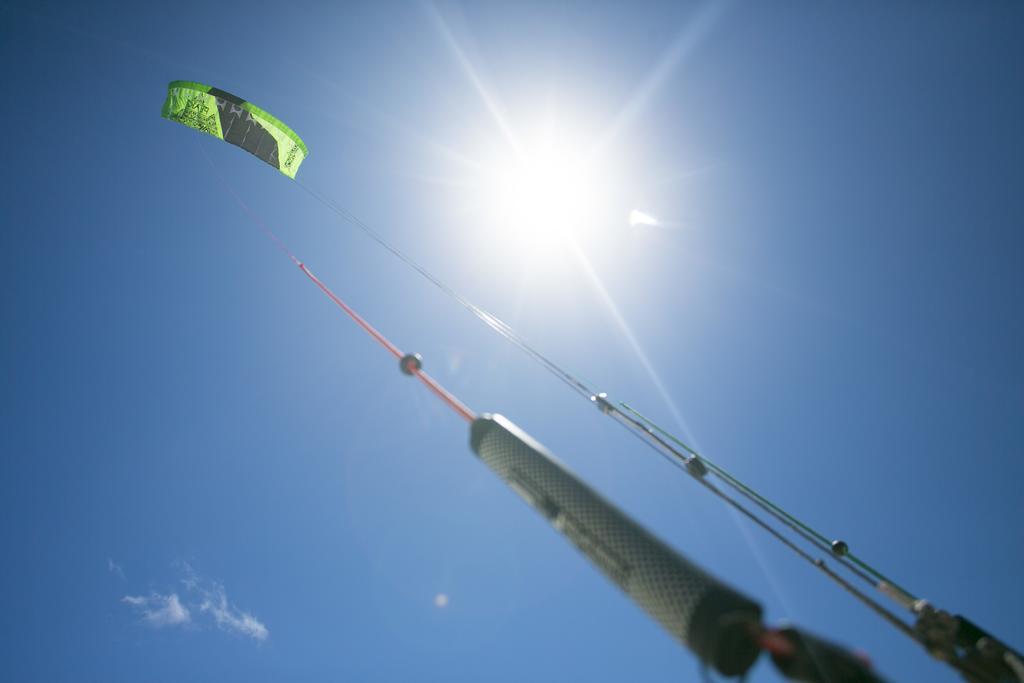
[107,558,125,579]
[178,561,199,592]
[121,563,268,641]
[122,593,191,627]
[199,587,269,641]
[181,563,267,641]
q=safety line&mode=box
[298,262,403,360]
[199,141,475,425]
[298,261,475,423]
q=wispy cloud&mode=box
[121,593,191,627]
[199,586,269,641]
[120,562,268,642]
[181,562,269,641]
[107,558,125,579]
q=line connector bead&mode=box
[686,456,708,478]
[830,539,849,557]
[591,392,614,414]
[400,353,423,376]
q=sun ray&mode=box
[570,243,797,608]
[424,1,522,156]
[593,0,732,159]
[296,63,485,173]
[569,241,694,440]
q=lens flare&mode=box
[629,209,659,227]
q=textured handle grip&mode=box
[470,414,763,677]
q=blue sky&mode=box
[1,1,1021,681]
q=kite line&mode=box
[168,79,1022,683]
[292,177,1023,683]
[294,181,911,591]
[203,143,901,683]
[197,141,474,425]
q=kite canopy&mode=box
[161,81,308,179]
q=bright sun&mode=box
[481,136,610,255]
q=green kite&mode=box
[161,81,308,179]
